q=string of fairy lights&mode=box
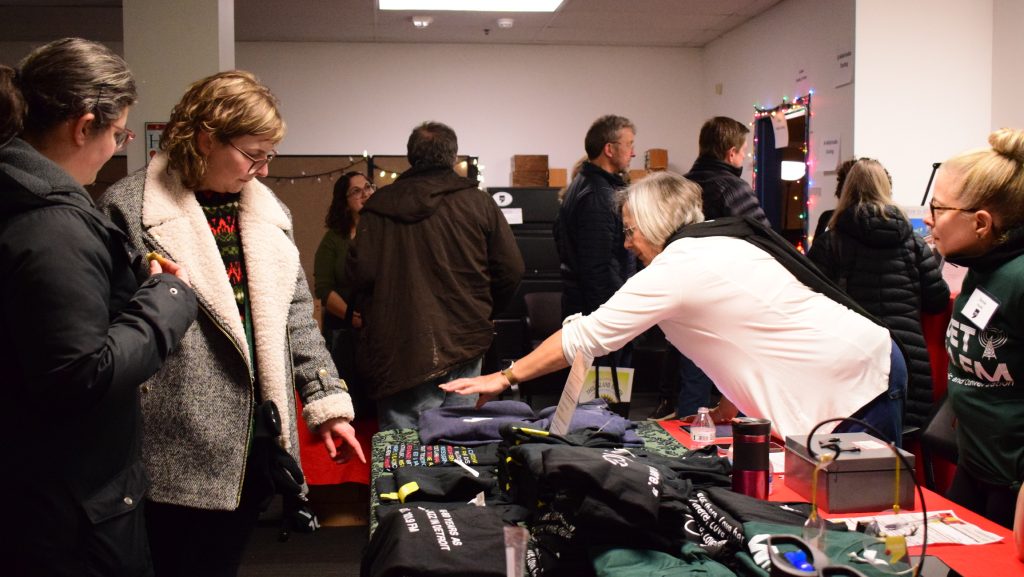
[751,90,813,249]
[264,153,484,187]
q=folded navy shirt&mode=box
[418,400,537,446]
[419,399,642,446]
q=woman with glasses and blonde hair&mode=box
[923,128,1024,529]
[808,158,949,431]
[444,171,906,445]
[314,171,374,414]
[101,70,365,576]
[1,38,196,575]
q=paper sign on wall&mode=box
[145,122,165,165]
[820,136,841,172]
[772,114,789,149]
[835,50,854,88]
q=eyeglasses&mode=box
[113,126,135,151]
[347,183,376,198]
[622,225,637,239]
[229,141,277,175]
[928,199,978,220]
[610,140,635,150]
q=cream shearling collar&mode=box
[141,153,300,444]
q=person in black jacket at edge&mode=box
[554,114,637,374]
[808,158,949,431]
[649,116,772,421]
[0,39,197,576]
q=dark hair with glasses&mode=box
[325,171,371,236]
[11,38,136,139]
[161,70,285,190]
[407,121,458,168]
[584,114,635,160]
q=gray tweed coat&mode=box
[100,153,354,511]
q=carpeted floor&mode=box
[239,518,367,577]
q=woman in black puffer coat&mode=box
[809,158,950,430]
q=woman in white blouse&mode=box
[444,171,906,443]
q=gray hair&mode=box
[584,114,635,160]
[17,38,136,137]
[617,171,704,249]
[407,121,458,168]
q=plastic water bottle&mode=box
[691,407,716,448]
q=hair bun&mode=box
[989,128,1024,164]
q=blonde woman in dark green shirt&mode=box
[315,171,374,411]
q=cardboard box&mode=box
[628,169,649,183]
[784,432,915,513]
[548,168,568,188]
[512,155,549,172]
[645,148,668,170]
[511,170,549,187]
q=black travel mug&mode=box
[731,417,772,499]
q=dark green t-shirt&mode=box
[946,253,1024,488]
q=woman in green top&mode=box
[315,171,374,413]
[924,128,1024,529]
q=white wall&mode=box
[701,0,856,234]
[238,42,704,186]
[855,0,993,207]
[992,0,1024,131]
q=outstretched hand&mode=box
[317,417,366,464]
[440,372,508,408]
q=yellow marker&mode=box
[146,251,169,266]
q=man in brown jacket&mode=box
[348,121,524,430]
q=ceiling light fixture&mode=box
[496,17,514,29]
[411,15,434,28]
[381,0,562,12]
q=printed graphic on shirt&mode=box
[382,443,485,470]
[946,320,1014,387]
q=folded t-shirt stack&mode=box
[418,399,641,446]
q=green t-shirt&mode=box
[946,253,1024,488]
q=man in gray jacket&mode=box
[348,121,524,430]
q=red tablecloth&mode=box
[660,421,1022,577]
[294,397,375,485]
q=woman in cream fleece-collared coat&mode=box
[101,70,364,577]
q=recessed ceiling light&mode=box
[380,0,562,12]
[411,15,434,28]
[496,17,514,29]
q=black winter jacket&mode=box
[807,205,949,428]
[0,138,196,575]
[685,156,771,226]
[348,165,524,398]
[554,162,634,317]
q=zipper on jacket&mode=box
[198,305,256,507]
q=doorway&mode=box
[753,94,811,250]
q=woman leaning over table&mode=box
[1,39,196,575]
[100,70,365,576]
[924,128,1024,529]
[444,171,906,444]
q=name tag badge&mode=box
[962,287,999,331]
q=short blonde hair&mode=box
[941,128,1024,232]
[161,70,285,189]
[617,171,704,249]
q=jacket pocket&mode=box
[80,459,148,524]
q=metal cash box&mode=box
[784,432,916,513]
